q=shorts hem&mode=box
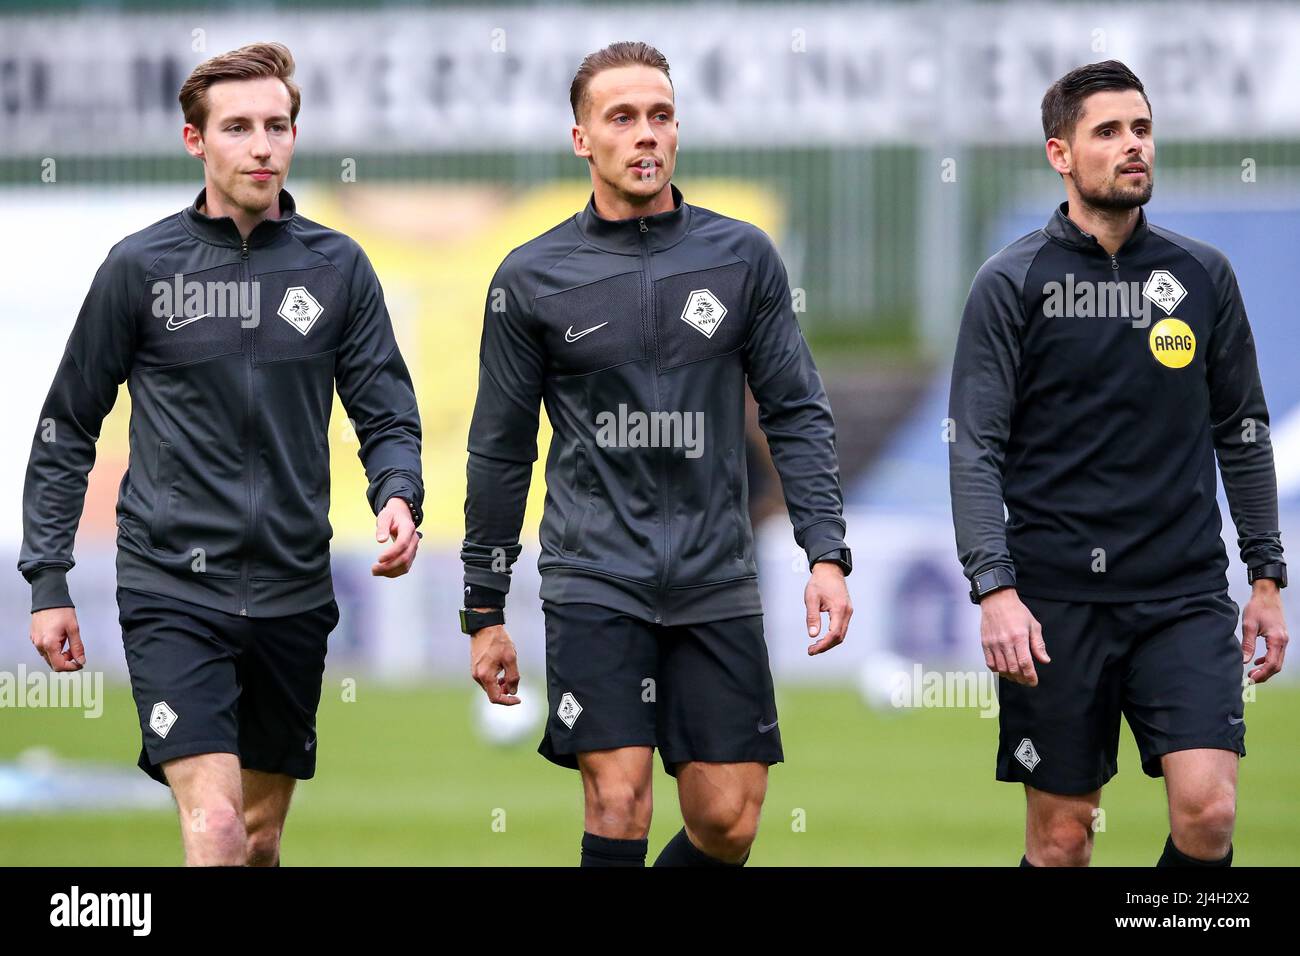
[658,751,784,778]
[139,740,240,785]
[239,753,318,780]
[538,734,658,770]
[1139,739,1246,778]
[996,766,1115,795]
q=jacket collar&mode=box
[182,187,297,248]
[575,183,692,254]
[1043,200,1149,257]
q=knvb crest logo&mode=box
[149,701,177,739]
[1142,270,1187,315]
[278,286,323,335]
[557,692,582,729]
[680,289,727,338]
[1014,737,1041,771]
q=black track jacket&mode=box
[19,189,423,617]
[950,202,1284,601]
[462,184,848,625]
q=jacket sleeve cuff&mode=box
[801,519,848,569]
[373,474,421,525]
[30,568,73,612]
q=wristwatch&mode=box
[812,547,853,576]
[460,607,505,635]
[1247,562,1287,589]
[970,565,1017,604]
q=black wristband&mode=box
[811,547,853,576]
[460,607,505,635]
[1247,562,1287,588]
[970,565,1017,604]
[463,583,506,608]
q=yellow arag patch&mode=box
[1148,318,1196,369]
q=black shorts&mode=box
[117,586,339,786]
[997,588,1246,795]
[538,601,784,776]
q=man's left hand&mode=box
[1242,579,1288,683]
[372,497,419,577]
[805,561,852,656]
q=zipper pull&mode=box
[639,218,648,233]
[1110,254,1119,271]
[241,239,249,261]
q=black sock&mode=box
[1157,833,1232,867]
[653,826,747,867]
[580,831,647,867]
[1019,854,1035,867]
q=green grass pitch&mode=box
[2,680,1296,865]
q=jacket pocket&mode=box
[727,447,745,561]
[317,438,333,543]
[561,446,592,555]
[149,440,175,550]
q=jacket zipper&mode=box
[239,237,253,616]
[640,217,671,623]
[1075,219,1121,274]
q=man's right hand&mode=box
[979,588,1049,686]
[469,620,521,705]
[30,607,85,672]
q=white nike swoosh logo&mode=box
[565,322,608,342]
[165,313,211,331]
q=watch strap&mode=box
[1247,562,1287,588]
[811,547,853,576]
[460,607,505,635]
[970,565,1017,604]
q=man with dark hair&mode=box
[19,42,424,865]
[1039,59,1152,146]
[949,59,1288,866]
[461,41,852,867]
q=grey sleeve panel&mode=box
[948,236,1043,581]
[741,233,847,565]
[333,245,424,521]
[18,241,139,611]
[1169,236,1285,570]
[461,254,546,596]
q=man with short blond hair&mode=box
[461,41,853,867]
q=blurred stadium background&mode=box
[1,0,1297,864]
